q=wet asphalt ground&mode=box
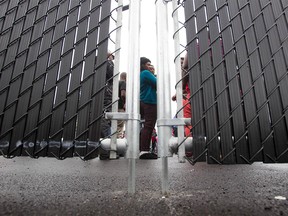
[0,156,287,216]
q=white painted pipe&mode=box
[155,0,172,194]
[125,0,141,194]
[172,0,185,163]
[101,138,127,156]
[110,0,123,159]
[100,137,193,156]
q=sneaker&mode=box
[139,152,158,159]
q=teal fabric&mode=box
[140,70,157,104]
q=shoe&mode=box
[185,151,193,158]
[99,153,120,160]
[99,154,109,160]
[139,152,158,159]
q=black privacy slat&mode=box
[2,7,16,31]
[57,0,70,21]
[10,18,24,42]
[79,0,90,22]
[58,51,73,80]
[63,82,79,140]
[35,51,49,79]
[76,19,88,44]
[76,79,92,140]
[31,18,45,43]
[0,104,16,139]
[39,91,54,131]
[0,29,12,53]
[240,3,263,161]
[219,3,249,163]
[66,6,79,31]
[8,0,19,10]
[90,1,101,30]
[26,40,41,67]
[73,39,85,67]
[20,64,36,93]
[197,3,220,163]
[23,8,37,32]
[0,1,9,19]
[18,29,32,54]
[36,0,49,21]
[185,0,206,162]
[89,0,111,141]
[44,8,57,32]
[52,18,66,44]
[62,28,76,54]
[277,14,288,42]
[27,1,38,11]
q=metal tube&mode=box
[110,0,123,159]
[169,136,193,153]
[100,136,193,156]
[101,138,127,155]
[172,0,185,163]
[155,0,172,194]
[162,157,169,195]
[126,0,141,194]
[128,158,136,194]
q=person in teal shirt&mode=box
[139,57,157,159]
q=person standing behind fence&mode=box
[139,57,158,159]
[100,52,114,138]
[181,53,192,137]
[99,52,115,160]
[117,72,126,138]
[172,53,192,137]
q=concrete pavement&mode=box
[0,156,287,216]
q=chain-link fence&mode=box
[183,0,288,164]
[0,0,112,159]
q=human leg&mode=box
[140,102,157,152]
[183,96,192,137]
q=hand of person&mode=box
[172,94,176,101]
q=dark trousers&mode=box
[140,102,157,151]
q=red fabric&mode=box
[183,86,192,137]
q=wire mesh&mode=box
[0,0,112,160]
[183,0,288,164]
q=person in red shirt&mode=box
[172,53,192,137]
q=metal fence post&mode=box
[155,0,172,194]
[172,0,185,163]
[125,0,141,194]
[110,0,123,159]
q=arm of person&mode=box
[106,60,114,82]
[120,89,126,103]
[143,70,157,88]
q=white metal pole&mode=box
[172,0,185,163]
[110,0,123,159]
[155,0,172,194]
[126,0,141,194]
